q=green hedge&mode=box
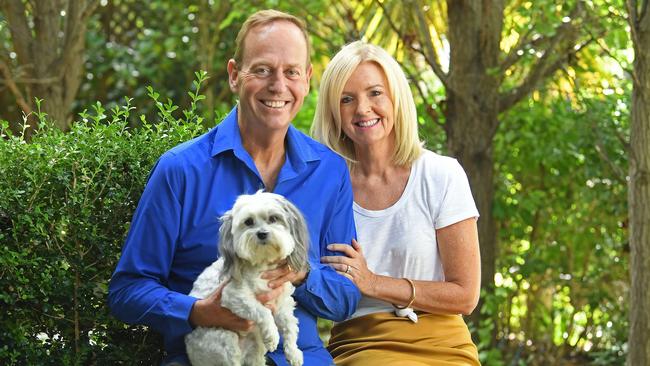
[0,76,208,364]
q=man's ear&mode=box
[227,59,239,92]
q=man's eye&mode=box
[269,215,279,223]
[244,218,254,226]
[286,69,300,77]
[255,68,270,75]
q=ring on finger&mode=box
[345,264,351,274]
[287,264,293,273]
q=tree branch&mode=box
[594,141,628,184]
[498,4,588,112]
[593,35,633,76]
[375,0,449,89]
[640,0,649,25]
[0,58,32,115]
[627,1,639,45]
[499,35,595,112]
[59,0,98,74]
[402,61,443,126]
[0,76,60,84]
[33,0,60,72]
[1,0,33,65]
[59,0,99,109]
[499,25,536,75]
[300,1,358,51]
[81,0,100,20]
[411,0,449,85]
[591,114,629,184]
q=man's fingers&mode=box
[261,263,291,280]
[208,279,230,299]
[257,285,283,303]
[232,318,255,332]
[263,302,278,314]
[268,272,293,289]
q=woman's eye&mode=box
[370,90,382,96]
[341,96,353,104]
[244,218,254,226]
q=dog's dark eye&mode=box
[244,218,254,226]
[269,215,279,224]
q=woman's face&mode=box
[339,61,395,150]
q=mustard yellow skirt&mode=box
[328,312,480,366]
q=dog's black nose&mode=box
[257,231,268,240]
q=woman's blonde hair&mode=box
[311,41,423,167]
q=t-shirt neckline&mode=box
[352,159,418,218]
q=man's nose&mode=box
[268,71,287,93]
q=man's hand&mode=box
[257,262,308,312]
[262,261,308,289]
[188,281,254,332]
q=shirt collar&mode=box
[211,105,321,178]
[211,105,246,157]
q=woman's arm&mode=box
[321,218,480,315]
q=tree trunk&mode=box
[197,0,232,127]
[628,1,650,363]
[1,0,97,132]
[445,0,504,336]
[198,0,216,126]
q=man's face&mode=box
[228,21,312,132]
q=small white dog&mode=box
[185,191,310,366]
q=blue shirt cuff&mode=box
[164,293,197,336]
[293,264,359,321]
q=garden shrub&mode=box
[0,74,208,364]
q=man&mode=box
[108,9,360,366]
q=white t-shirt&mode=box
[351,149,479,318]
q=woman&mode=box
[313,41,481,366]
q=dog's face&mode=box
[218,192,310,276]
[230,193,296,264]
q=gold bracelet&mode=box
[393,278,416,309]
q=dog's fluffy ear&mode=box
[218,210,239,280]
[282,199,310,273]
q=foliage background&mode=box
[0,1,632,365]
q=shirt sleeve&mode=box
[293,161,360,321]
[434,158,480,229]
[107,154,196,339]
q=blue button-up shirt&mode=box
[108,107,360,365]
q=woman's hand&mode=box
[321,239,378,296]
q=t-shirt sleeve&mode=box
[434,158,479,229]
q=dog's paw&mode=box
[285,347,303,366]
[263,331,280,352]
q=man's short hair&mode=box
[311,41,423,168]
[234,9,311,66]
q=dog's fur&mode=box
[185,191,310,366]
